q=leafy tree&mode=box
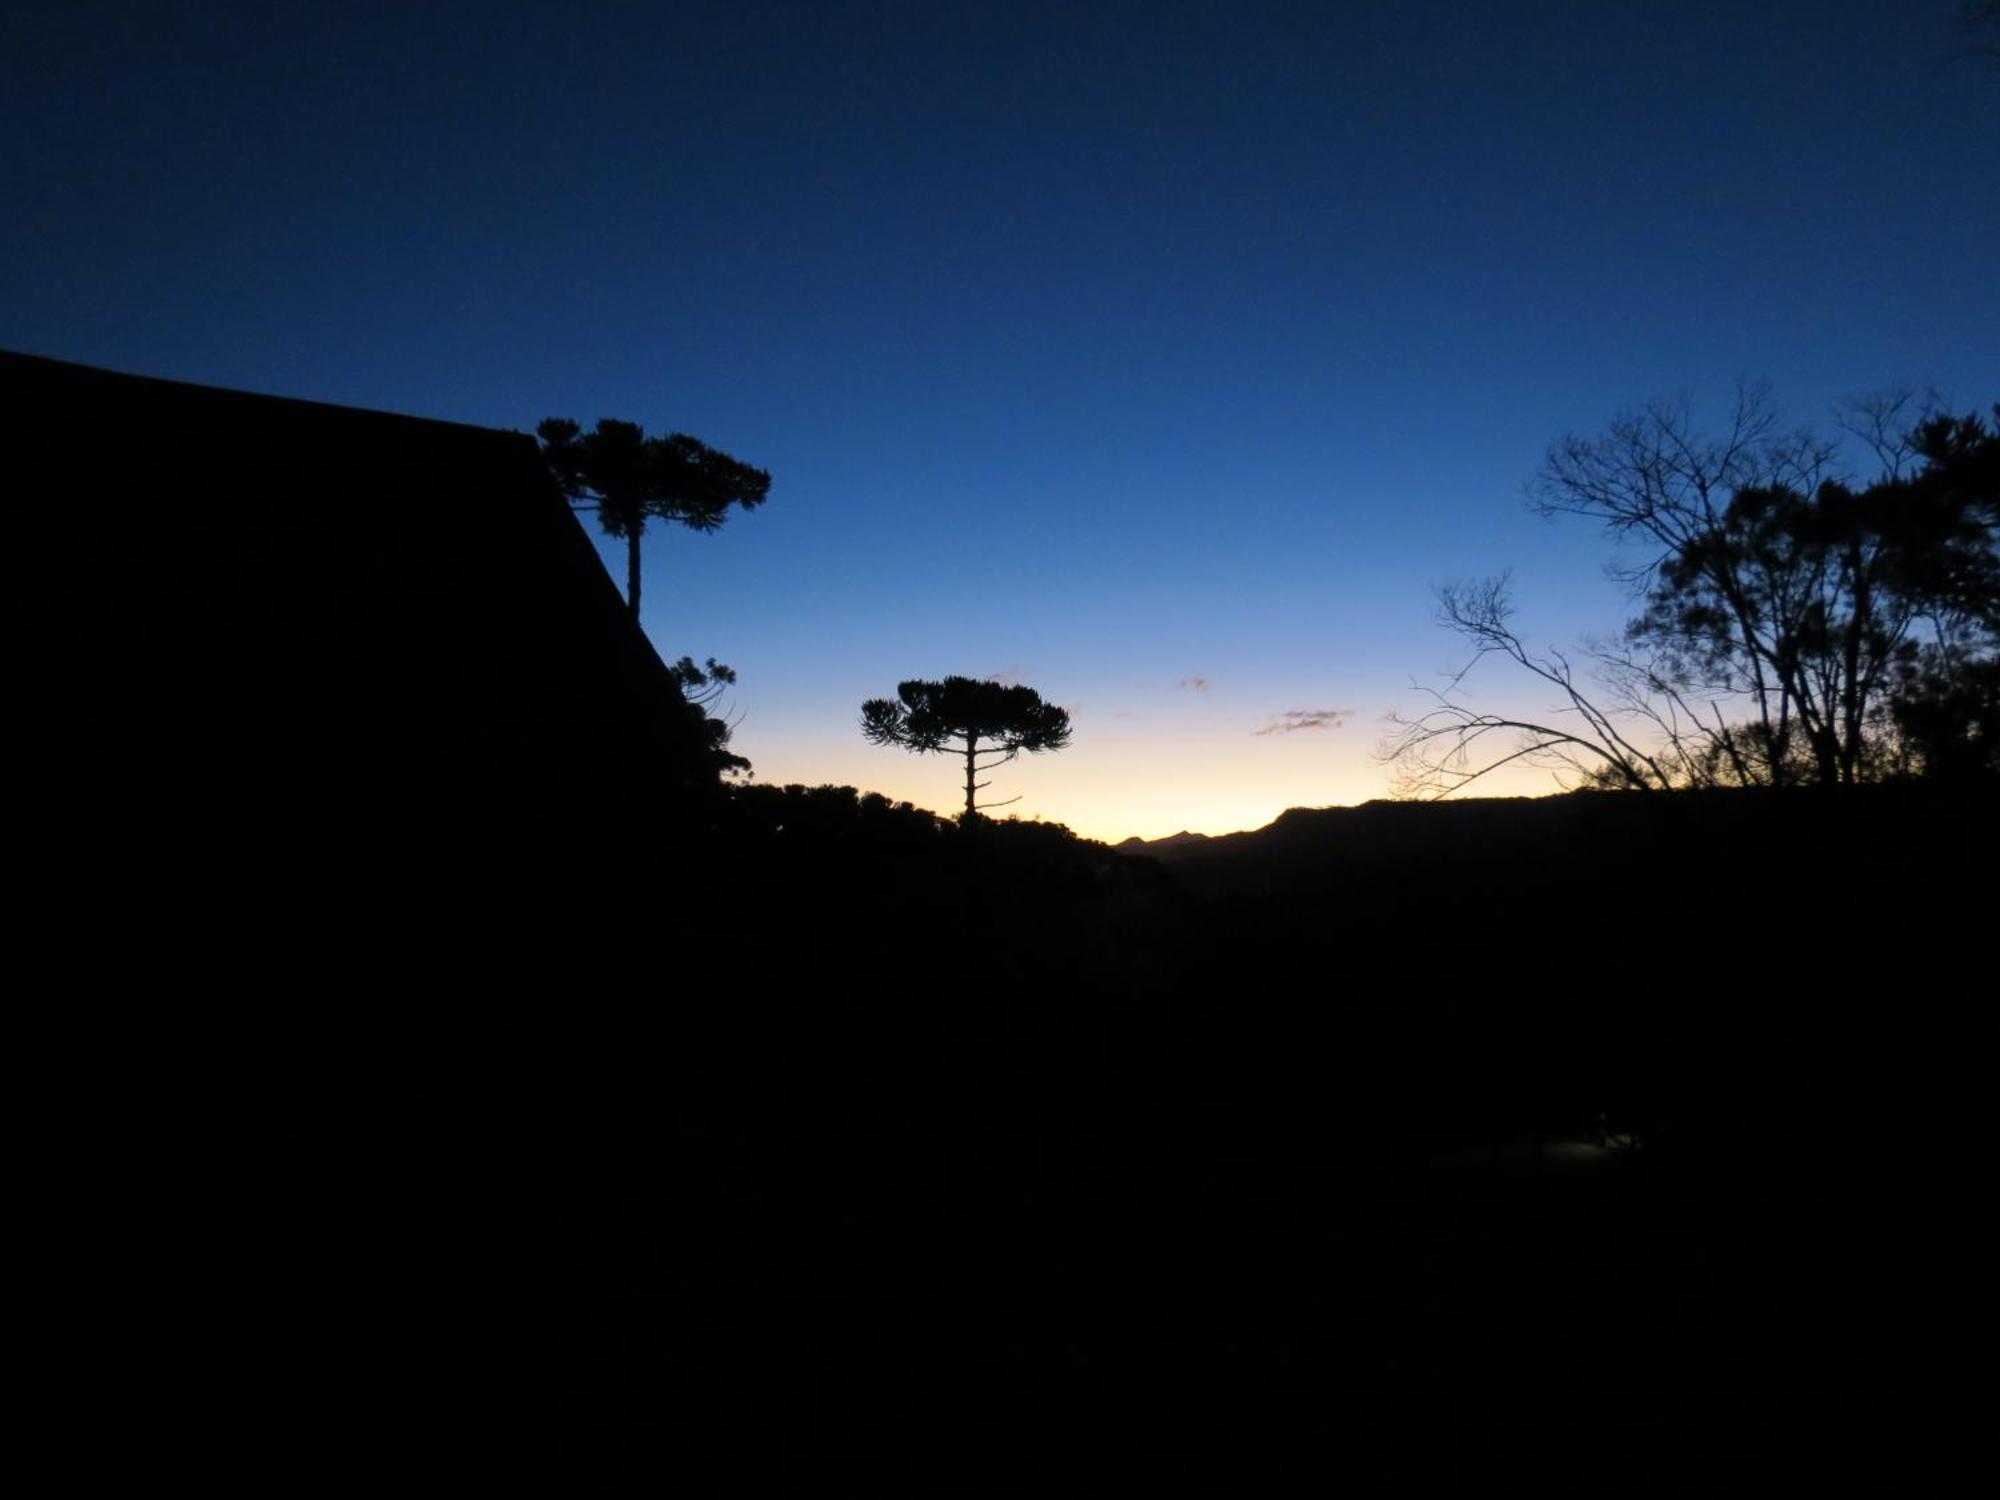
[860,676,1072,819]
[1880,407,2000,777]
[537,417,770,623]
[1387,388,2000,795]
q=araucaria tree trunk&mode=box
[962,732,979,819]
[626,531,643,621]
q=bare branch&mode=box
[1409,388,2000,795]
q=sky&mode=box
[5,1,1995,840]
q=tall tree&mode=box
[1386,390,2000,795]
[861,676,1072,819]
[1537,389,1997,786]
[537,417,770,623]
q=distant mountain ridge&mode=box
[1111,785,1996,892]
[1115,829,1213,853]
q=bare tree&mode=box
[1381,575,1679,799]
[1527,385,1969,786]
[1387,387,2000,796]
[1527,386,1827,783]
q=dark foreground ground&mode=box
[552,1102,1917,1494]
[373,1031,1954,1498]
[61,786,1988,1496]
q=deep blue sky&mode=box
[6,1,1995,836]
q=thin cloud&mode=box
[988,664,1028,687]
[1254,708,1352,736]
[1174,676,1210,693]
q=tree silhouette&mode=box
[1388,389,1999,796]
[667,655,750,777]
[1534,389,1998,786]
[860,676,1072,819]
[1381,574,1680,797]
[1882,405,2000,777]
[537,417,770,623]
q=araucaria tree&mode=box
[667,655,750,778]
[537,416,771,623]
[861,677,1072,820]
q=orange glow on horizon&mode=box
[736,721,1573,844]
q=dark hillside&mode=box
[495,780,1992,1493]
[498,781,1992,1492]
[1150,785,1993,1153]
[1138,785,1986,885]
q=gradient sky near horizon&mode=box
[5,1,1995,840]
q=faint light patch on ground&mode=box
[1426,1136,1616,1171]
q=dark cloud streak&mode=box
[1254,708,1352,736]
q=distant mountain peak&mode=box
[1116,829,1212,850]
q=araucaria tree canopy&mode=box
[537,416,770,623]
[861,676,1072,819]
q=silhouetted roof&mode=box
[3,350,704,868]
